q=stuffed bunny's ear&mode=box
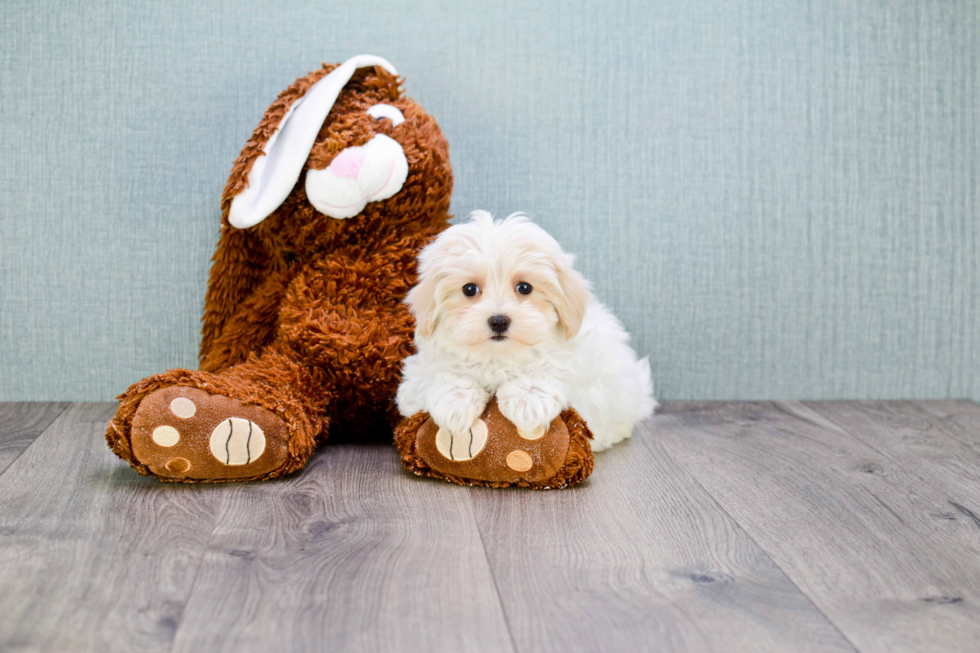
[228,54,397,229]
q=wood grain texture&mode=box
[909,400,980,462]
[805,400,980,521]
[169,443,514,653]
[0,403,225,653]
[5,401,980,652]
[469,420,856,653]
[656,401,980,653]
[0,402,67,477]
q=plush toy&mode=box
[105,55,453,482]
[394,399,594,489]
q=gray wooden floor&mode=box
[1,401,979,652]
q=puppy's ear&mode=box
[406,273,440,339]
[554,260,590,340]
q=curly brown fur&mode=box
[394,407,595,489]
[107,62,453,481]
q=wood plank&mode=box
[0,403,225,653]
[469,417,857,653]
[656,401,980,653]
[909,399,980,460]
[170,442,514,653]
[0,402,68,476]
[805,400,980,521]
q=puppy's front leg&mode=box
[426,375,490,441]
[497,378,567,440]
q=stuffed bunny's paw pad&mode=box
[130,387,290,481]
[397,398,595,488]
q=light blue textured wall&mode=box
[1,0,977,402]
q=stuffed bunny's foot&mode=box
[130,386,290,481]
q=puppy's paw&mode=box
[427,383,489,442]
[497,381,564,441]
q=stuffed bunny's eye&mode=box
[367,104,405,126]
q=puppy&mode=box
[396,211,656,452]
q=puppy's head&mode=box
[407,211,590,356]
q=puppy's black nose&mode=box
[488,314,511,334]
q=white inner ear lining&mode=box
[367,103,405,126]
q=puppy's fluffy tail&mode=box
[635,356,658,422]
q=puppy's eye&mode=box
[366,103,405,126]
[462,283,480,297]
[516,281,533,295]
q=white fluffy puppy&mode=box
[396,211,656,452]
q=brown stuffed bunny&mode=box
[105,55,453,482]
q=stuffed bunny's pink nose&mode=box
[327,148,366,179]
